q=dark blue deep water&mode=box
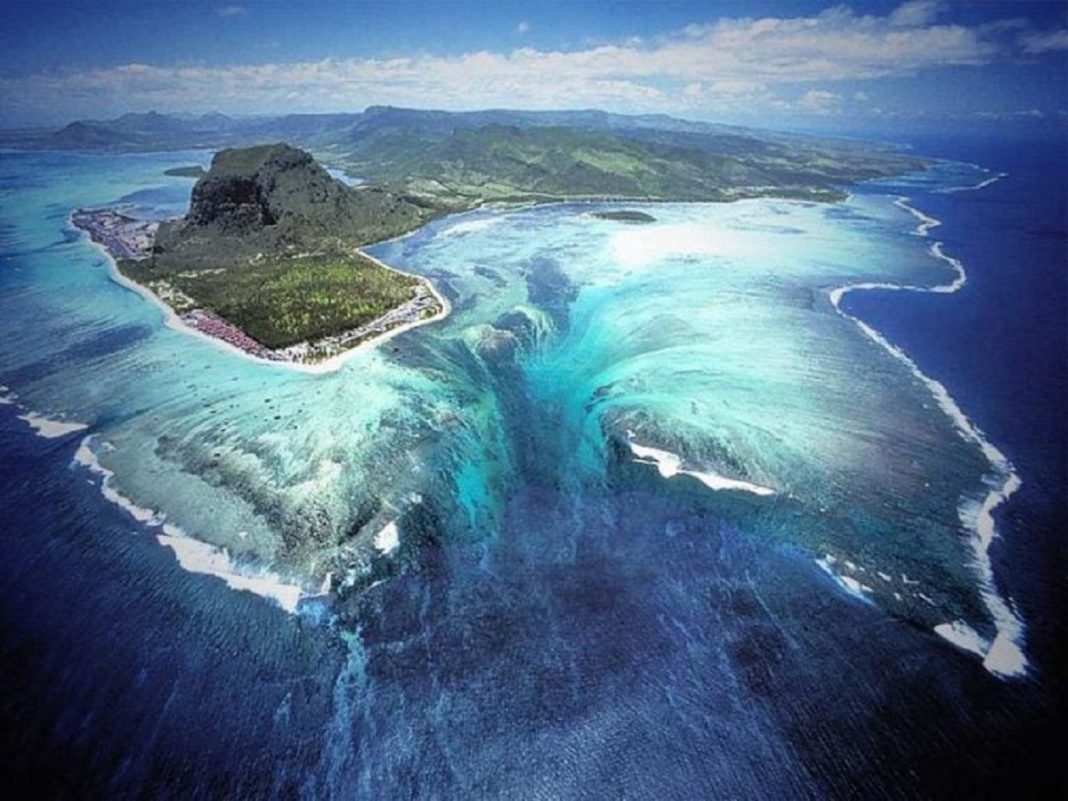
[845,135,1068,682]
[1,134,1064,799]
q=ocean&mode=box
[0,135,1063,798]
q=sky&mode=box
[1,0,1065,134]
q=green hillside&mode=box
[335,122,924,204]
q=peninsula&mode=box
[163,165,206,178]
[74,143,446,366]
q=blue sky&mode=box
[1,0,1065,133]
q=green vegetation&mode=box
[171,254,418,349]
[9,107,928,208]
[593,210,656,223]
[207,143,284,175]
[153,143,442,270]
[334,121,925,206]
[163,165,206,178]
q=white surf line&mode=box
[828,193,1027,679]
[893,196,941,237]
[437,216,503,237]
[70,213,450,376]
[816,555,874,604]
[17,412,89,439]
[937,170,1008,194]
[155,532,303,614]
[0,386,89,438]
[626,433,776,497]
[71,435,304,613]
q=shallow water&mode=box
[0,148,1060,797]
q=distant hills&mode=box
[2,106,925,205]
[341,121,909,204]
[6,106,775,152]
[333,108,924,204]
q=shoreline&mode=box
[49,167,1010,629]
[69,169,876,376]
[72,435,306,613]
[826,172,1027,679]
[70,210,451,375]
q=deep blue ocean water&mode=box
[0,135,1064,798]
[846,135,1068,681]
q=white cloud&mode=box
[517,21,530,35]
[708,79,765,95]
[972,108,1047,120]
[217,5,246,17]
[796,89,841,112]
[1019,29,1068,54]
[0,2,1055,124]
[889,1,944,28]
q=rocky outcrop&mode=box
[152,143,437,270]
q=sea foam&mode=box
[627,434,775,497]
[440,217,502,237]
[17,412,89,439]
[816,555,874,603]
[72,436,305,613]
[1,385,89,438]
[374,521,400,555]
[156,531,303,614]
[937,170,1008,194]
[828,192,1027,679]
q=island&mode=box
[592,210,656,223]
[74,143,446,366]
[163,165,206,178]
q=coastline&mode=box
[68,168,877,378]
[49,162,1029,654]
[70,211,452,376]
[71,434,306,613]
[826,173,1027,679]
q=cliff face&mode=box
[185,166,278,232]
[156,143,369,262]
[152,143,441,274]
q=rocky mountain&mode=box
[152,143,438,270]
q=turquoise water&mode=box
[0,150,1007,654]
[3,148,1054,796]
